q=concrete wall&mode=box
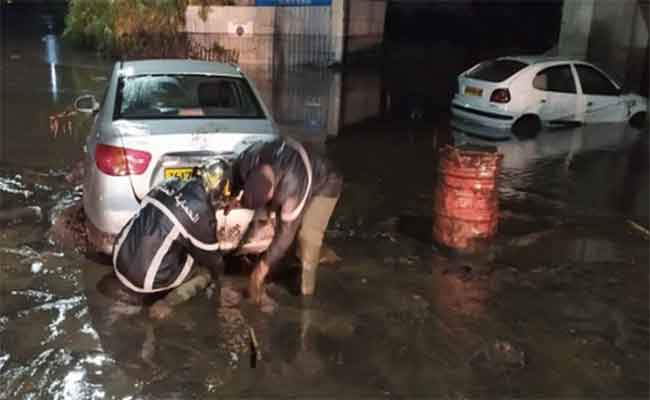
[587,0,648,88]
[185,6,276,35]
[185,1,388,66]
[330,0,345,64]
[345,0,387,56]
[341,71,382,127]
[185,6,275,64]
[557,0,595,59]
[558,0,649,92]
[185,5,331,65]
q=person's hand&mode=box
[248,259,270,306]
[223,196,241,216]
[149,299,173,320]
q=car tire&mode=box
[512,115,541,139]
[629,112,647,129]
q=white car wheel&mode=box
[512,115,542,139]
[630,112,647,129]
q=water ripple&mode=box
[14,295,85,345]
[0,175,33,198]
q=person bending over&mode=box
[232,137,343,304]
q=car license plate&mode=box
[464,86,483,97]
[164,167,194,180]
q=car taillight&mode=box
[490,88,511,103]
[95,144,151,176]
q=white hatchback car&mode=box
[74,59,278,254]
[450,56,648,139]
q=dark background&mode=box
[386,0,563,51]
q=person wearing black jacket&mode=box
[232,137,343,304]
[112,159,231,296]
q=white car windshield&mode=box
[114,74,265,119]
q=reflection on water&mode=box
[44,33,60,101]
[454,123,649,221]
[1,10,110,169]
[1,32,385,168]
[240,65,383,143]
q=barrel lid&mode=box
[454,143,498,153]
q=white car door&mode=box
[574,63,627,123]
[532,64,581,125]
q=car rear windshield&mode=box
[466,59,528,82]
[114,74,265,120]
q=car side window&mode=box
[575,65,619,96]
[533,65,576,94]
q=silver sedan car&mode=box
[74,59,278,254]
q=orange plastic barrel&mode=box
[434,144,503,251]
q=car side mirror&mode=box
[74,94,100,114]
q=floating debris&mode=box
[217,307,249,367]
[377,232,398,242]
[0,245,41,260]
[249,326,262,368]
[470,340,526,371]
[48,108,77,138]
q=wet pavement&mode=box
[1,4,649,399]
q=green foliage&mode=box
[63,0,115,53]
[64,0,239,57]
[112,0,189,36]
[64,0,190,56]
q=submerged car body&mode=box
[450,56,648,139]
[77,59,278,254]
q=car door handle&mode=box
[540,99,547,103]
[587,101,594,107]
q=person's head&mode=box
[241,163,275,210]
[196,158,232,208]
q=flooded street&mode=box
[1,4,649,399]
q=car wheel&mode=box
[629,112,647,129]
[512,115,541,139]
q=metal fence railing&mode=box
[115,32,240,64]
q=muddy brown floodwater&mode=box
[1,4,649,400]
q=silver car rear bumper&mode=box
[82,164,141,238]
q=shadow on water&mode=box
[397,215,433,244]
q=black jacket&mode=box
[112,178,221,293]
[231,138,343,270]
